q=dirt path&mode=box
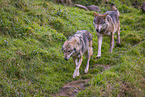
[53,79,90,97]
[52,64,110,97]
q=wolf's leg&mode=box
[96,34,102,57]
[73,56,83,78]
[66,0,68,5]
[73,58,78,78]
[61,0,65,5]
[73,58,78,66]
[116,26,120,45]
[110,32,114,53]
[67,0,73,6]
[85,47,93,73]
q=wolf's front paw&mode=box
[96,54,101,58]
[73,73,76,78]
[84,68,88,73]
[76,71,80,76]
[73,73,79,78]
[73,70,79,78]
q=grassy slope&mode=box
[0,0,145,96]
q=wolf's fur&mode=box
[141,2,145,13]
[62,30,93,78]
[93,11,120,57]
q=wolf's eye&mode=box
[101,21,105,24]
[101,20,105,24]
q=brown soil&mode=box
[53,79,90,97]
[94,64,110,71]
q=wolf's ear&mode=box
[103,13,108,19]
[94,12,98,17]
[64,40,69,44]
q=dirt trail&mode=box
[53,79,90,97]
[53,64,110,97]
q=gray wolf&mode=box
[93,11,120,57]
[74,4,101,12]
[62,30,93,78]
[86,5,101,12]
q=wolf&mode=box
[93,11,120,58]
[86,5,101,12]
[62,30,93,78]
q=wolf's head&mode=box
[110,3,117,11]
[93,12,108,33]
[62,40,76,61]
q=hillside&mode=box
[0,0,145,96]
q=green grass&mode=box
[77,41,145,96]
[0,0,145,96]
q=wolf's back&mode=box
[68,30,92,52]
[105,11,119,24]
[75,30,92,42]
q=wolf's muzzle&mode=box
[96,29,99,32]
[64,58,69,61]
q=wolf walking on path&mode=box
[93,11,120,57]
[62,30,93,78]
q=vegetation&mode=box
[0,0,145,96]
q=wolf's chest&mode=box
[97,31,111,36]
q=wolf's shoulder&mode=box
[75,30,89,34]
[105,11,119,23]
[69,30,92,41]
[105,11,118,16]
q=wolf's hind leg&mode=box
[73,58,78,66]
[85,47,93,73]
[116,26,120,45]
[110,32,114,53]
